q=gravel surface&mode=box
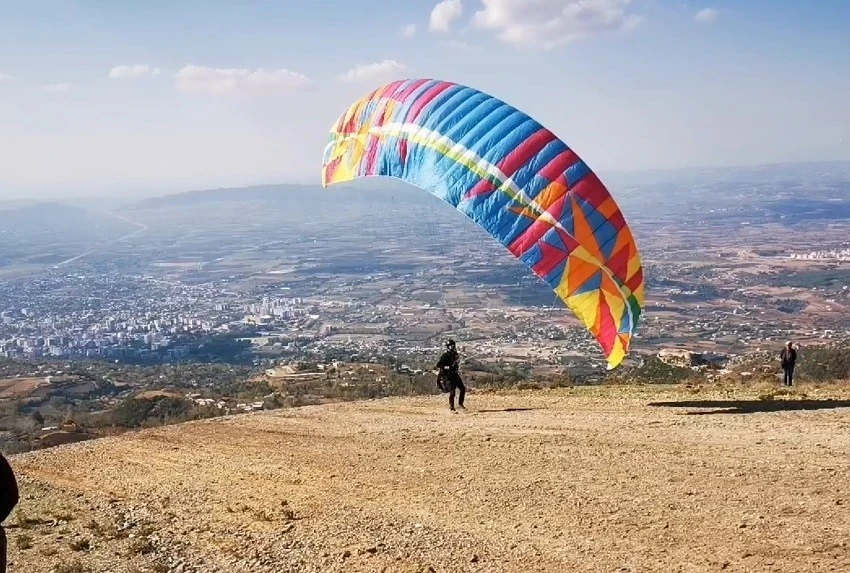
[6,383,850,572]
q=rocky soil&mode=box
[6,383,850,572]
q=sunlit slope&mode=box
[9,385,850,573]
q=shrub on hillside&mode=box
[613,357,699,385]
[111,396,192,428]
[795,342,850,382]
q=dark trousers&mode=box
[783,366,794,386]
[1,525,6,573]
[446,375,465,409]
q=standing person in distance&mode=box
[0,451,19,573]
[435,339,466,412]
[780,340,798,387]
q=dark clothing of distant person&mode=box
[436,347,465,410]
[780,347,797,386]
[0,452,19,573]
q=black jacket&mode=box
[0,452,18,523]
[436,349,459,376]
[780,347,797,368]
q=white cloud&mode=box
[695,8,720,23]
[337,59,408,83]
[401,23,417,37]
[44,83,71,92]
[430,0,463,32]
[472,0,643,49]
[174,65,312,96]
[0,73,12,81]
[109,64,161,79]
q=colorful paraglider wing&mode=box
[321,79,645,368]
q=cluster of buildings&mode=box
[789,248,850,261]
[244,296,309,326]
[0,272,250,360]
[0,308,229,360]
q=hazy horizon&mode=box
[3,158,850,206]
[1,1,849,200]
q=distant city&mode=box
[2,162,850,373]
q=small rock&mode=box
[471,554,480,563]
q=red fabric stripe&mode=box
[508,191,576,257]
[596,295,616,356]
[466,178,497,199]
[381,80,407,100]
[340,114,358,135]
[607,208,626,232]
[407,81,453,123]
[498,128,557,177]
[555,228,580,253]
[605,244,630,281]
[395,79,430,103]
[466,131,563,201]
[546,191,568,220]
[571,173,609,210]
[363,136,379,175]
[509,219,551,257]
[532,240,569,279]
[324,156,342,182]
[538,149,580,182]
[625,267,644,293]
[398,138,408,168]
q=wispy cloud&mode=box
[401,23,417,37]
[44,83,71,92]
[0,72,12,82]
[337,60,407,83]
[472,0,643,49]
[695,8,720,23]
[175,65,312,96]
[430,0,463,33]
[109,64,161,79]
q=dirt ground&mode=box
[5,383,850,573]
[0,377,47,399]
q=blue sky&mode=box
[1,0,849,199]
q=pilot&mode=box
[435,338,466,411]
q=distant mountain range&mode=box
[130,180,430,210]
[5,159,848,225]
[0,202,128,236]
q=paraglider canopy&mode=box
[321,79,645,369]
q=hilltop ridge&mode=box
[7,383,850,572]
[131,179,421,210]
